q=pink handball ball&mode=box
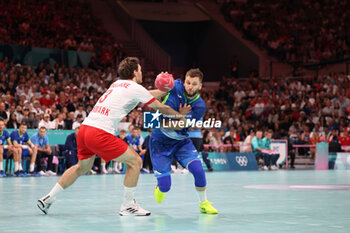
[155,72,174,92]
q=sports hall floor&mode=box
[0,170,349,233]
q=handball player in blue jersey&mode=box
[150,68,218,214]
[0,119,14,177]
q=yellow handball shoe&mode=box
[199,201,218,214]
[154,186,165,203]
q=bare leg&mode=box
[113,147,142,188]
[0,146,3,171]
[58,155,95,189]
[0,146,3,163]
[31,147,37,164]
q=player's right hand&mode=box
[179,103,192,116]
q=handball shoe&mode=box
[119,200,151,216]
[199,201,218,214]
[37,195,55,214]
[154,186,165,203]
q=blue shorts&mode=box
[149,134,200,178]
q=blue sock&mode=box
[157,175,171,193]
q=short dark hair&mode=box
[185,68,203,82]
[39,126,47,131]
[118,57,140,80]
[20,122,27,127]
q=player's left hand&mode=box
[179,103,192,116]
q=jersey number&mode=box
[98,90,113,103]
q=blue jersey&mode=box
[126,134,141,152]
[30,133,49,149]
[0,130,10,145]
[10,130,30,145]
[153,79,206,140]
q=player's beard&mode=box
[185,89,199,98]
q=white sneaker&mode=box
[113,169,121,174]
[271,165,278,170]
[101,169,108,174]
[39,170,48,176]
[263,166,269,170]
[46,170,57,176]
[37,195,56,214]
[119,200,151,216]
[140,168,150,174]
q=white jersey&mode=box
[83,80,155,135]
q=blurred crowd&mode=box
[221,0,350,64]
[2,55,350,158]
[200,74,350,154]
[0,0,127,68]
[0,58,157,131]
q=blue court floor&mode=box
[0,170,349,233]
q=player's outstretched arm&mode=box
[149,89,168,99]
[148,100,191,119]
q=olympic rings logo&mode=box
[236,156,248,166]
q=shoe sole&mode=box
[37,200,48,214]
[119,211,151,216]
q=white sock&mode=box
[197,190,208,203]
[19,163,23,171]
[123,186,136,206]
[113,162,118,171]
[14,162,19,172]
[46,183,64,201]
[118,162,122,170]
[101,163,107,172]
[0,162,3,171]
[29,163,35,172]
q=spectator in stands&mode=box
[339,130,350,152]
[126,127,142,155]
[262,130,280,170]
[0,119,14,177]
[0,102,8,122]
[6,112,19,129]
[53,113,65,130]
[22,111,39,129]
[252,129,276,170]
[64,126,79,169]
[64,112,75,130]
[201,130,213,171]
[241,129,255,152]
[223,128,240,152]
[11,122,36,177]
[72,114,83,130]
[74,104,87,119]
[30,127,56,176]
[140,129,152,173]
[38,113,54,129]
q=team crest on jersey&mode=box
[143,110,161,129]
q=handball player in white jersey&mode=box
[37,57,190,216]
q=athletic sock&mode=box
[29,163,35,172]
[46,183,64,202]
[19,163,23,171]
[123,186,136,207]
[14,162,19,172]
[113,162,118,171]
[197,190,208,204]
[0,162,3,171]
[101,163,107,173]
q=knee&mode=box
[157,175,171,192]
[76,163,89,175]
[188,160,206,188]
[128,153,142,169]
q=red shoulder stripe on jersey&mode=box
[144,97,156,106]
